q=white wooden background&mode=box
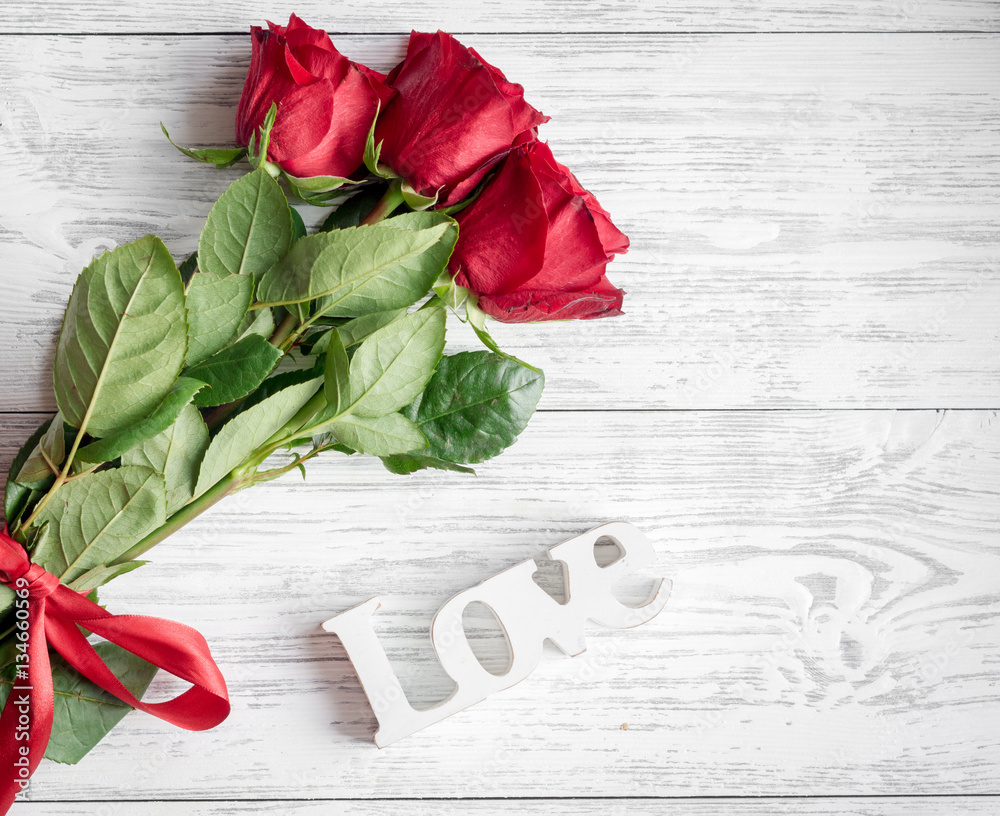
[1,2,999,814]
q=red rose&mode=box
[374,31,548,206]
[236,15,392,179]
[450,141,628,323]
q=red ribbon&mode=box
[0,528,229,812]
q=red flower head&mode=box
[374,31,549,206]
[236,15,393,179]
[450,141,629,323]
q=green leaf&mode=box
[237,306,275,342]
[161,123,246,169]
[326,412,426,456]
[401,179,439,210]
[76,378,207,465]
[46,642,157,763]
[338,308,411,348]
[186,335,282,408]
[44,641,158,763]
[346,308,446,419]
[234,359,324,416]
[309,309,406,356]
[42,411,66,469]
[54,236,188,438]
[15,412,65,486]
[382,210,458,235]
[33,467,166,584]
[319,184,388,232]
[178,251,199,283]
[324,330,351,417]
[185,272,255,366]
[380,453,476,476]
[256,217,457,317]
[289,206,307,244]
[363,102,394,179]
[433,271,471,313]
[467,299,542,374]
[247,103,278,173]
[4,417,52,522]
[283,172,357,204]
[403,351,545,464]
[194,377,322,496]
[198,168,292,282]
[68,560,145,593]
[121,404,209,515]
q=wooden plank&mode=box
[1,34,998,411]
[13,797,1000,814]
[3,409,998,799]
[4,0,1000,34]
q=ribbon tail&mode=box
[45,601,229,731]
[0,597,53,813]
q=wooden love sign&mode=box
[322,522,670,746]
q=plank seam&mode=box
[25,794,1000,802]
[2,30,1000,36]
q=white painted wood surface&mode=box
[1,34,999,410]
[12,799,1000,816]
[6,0,1000,33]
[1,410,999,806]
[1,3,998,813]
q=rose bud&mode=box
[236,14,392,179]
[450,141,629,323]
[374,31,548,206]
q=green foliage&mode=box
[121,404,209,515]
[324,412,426,457]
[76,378,207,465]
[14,412,65,486]
[289,206,307,243]
[403,351,545,464]
[256,214,458,318]
[68,560,146,593]
[53,236,187,438]
[323,330,351,418]
[194,378,322,496]
[161,123,246,169]
[185,271,255,366]
[178,251,199,283]
[33,467,166,584]
[380,453,475,476]
[319,184,388,231]
[346,308,447,418]
[186,335,282,408]
[283,171,355,204]
[237,306,275,342]
[337,309,408,348]
[4,417,52,521]
[198,168,292,281]
[0,641,158,765]
[1,118,559,767]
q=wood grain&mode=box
[1,34,998,411]
[3,409,997,799]
[5,0,1000,34]
[13,797,1000,815]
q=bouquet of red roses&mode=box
[0,16,627,811]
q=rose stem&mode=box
[110,472,241,564]
[360,179,405,225]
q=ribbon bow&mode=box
[0,528,229,812]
